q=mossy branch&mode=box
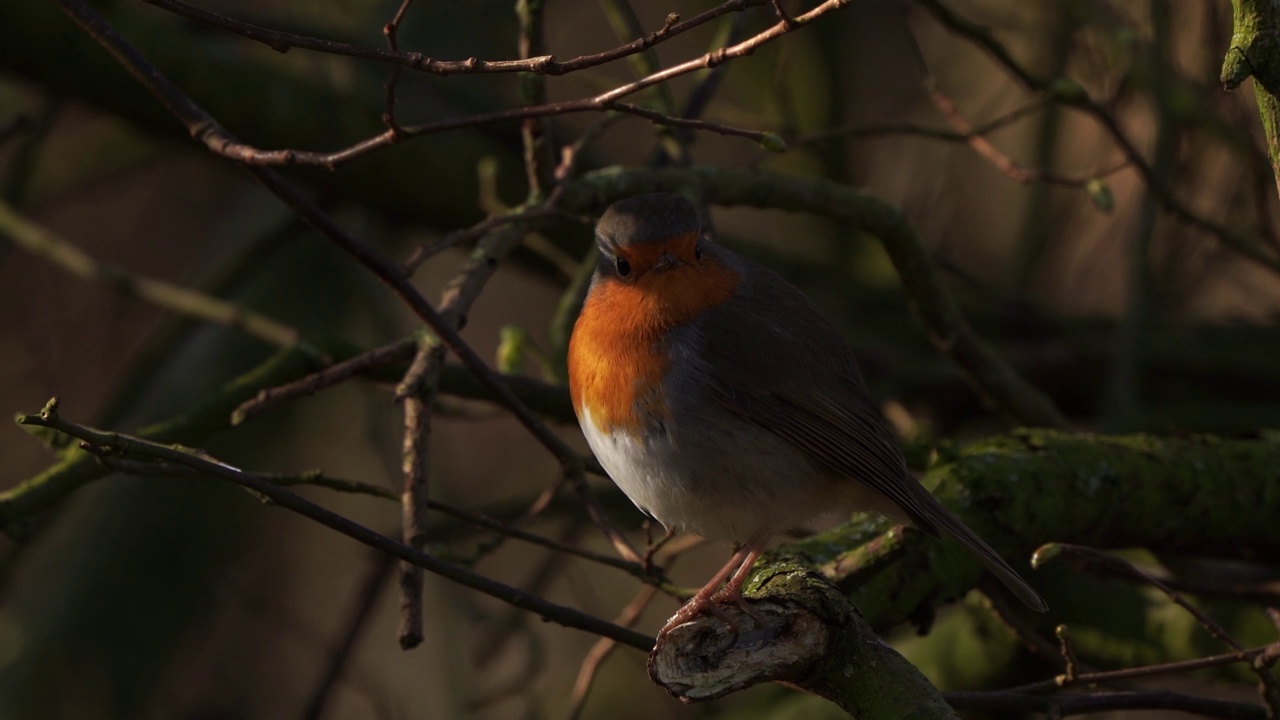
[650,559,958,718]
[783,429,1280,630]
[1223,0,1280,201]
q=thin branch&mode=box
[128,0,849,169]
[924,79,1129,188]
[402,204,560,274]
[231,339,417,426]
[93,456,654,583]
[379,0,413,136]
[912,0,1280,274]
[517,0,554,197]
[396,339,442,650]
[142,0,762,77]
[1011,643,1280,693]
[0,198,309,352]
[609,101,784,149]
[1035,542,1280,715]
[15,399,654,651]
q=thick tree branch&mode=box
[649,559,959,717]
[781,429,1280,629]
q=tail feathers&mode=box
[911,496,1048,613]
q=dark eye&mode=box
[615,256,632,277]
[694,243,703,261]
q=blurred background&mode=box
[1,0,1278,718]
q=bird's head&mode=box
[594,193,707,284]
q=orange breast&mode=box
[568,258,738,433]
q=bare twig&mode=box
[1034,542,1280,715]
[16,399,654,650]
[799,96,1045,144]
[379,0,414,136]
[402,204,559,274]
[923,79,1129,188]
[517,0,554,197]
[92,455,653,583]
[129,0,849,169]
[142,0,762,77]
[231,339,417,426]
[1055,624,1081,683]
[396,339,443,650]
[912,0,1280,274]
[610,101,784,149]
[977,586,1074,665]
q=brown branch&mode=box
[379,0,413,137]
[16,399,654,650]
[142,0,762,77]
[517,0,554,197]
[396,340,442,650]
[130,0,849,169]
[912,0,1280,274]
[1034,543,1280,715]
[401,204,560,273]
[799,96,1046,145]
[609,101,784,150]
[924,79,1129,189]
[93,456,652,582]
[231,339,417,425]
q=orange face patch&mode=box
[613,232,700,274]
[568,246,738,433]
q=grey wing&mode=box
[694,249,1048,612]
[692,250,938,532]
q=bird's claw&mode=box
[657,588,765,640]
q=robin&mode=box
[567,193,1046,637]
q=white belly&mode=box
[578,407,847,543]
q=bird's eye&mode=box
[615,256,632,277]
[694,243,703,261]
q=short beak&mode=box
[653,252,682,272]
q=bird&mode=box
[567,192,1047,637]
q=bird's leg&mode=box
[657,546,750,638]
[710,547,767,628]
